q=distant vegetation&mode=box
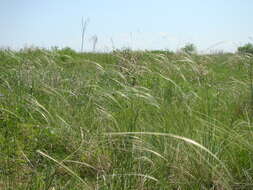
[0,47,253,189]
[180,43,197,54]
[237,43,253,54]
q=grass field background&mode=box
[0,47,253,189]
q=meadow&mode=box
[0,47,253,189]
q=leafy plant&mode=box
[181,43,197,54]
[237,43,253,54]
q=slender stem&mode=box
[81,17,89,52]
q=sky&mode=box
[0,0,253,52]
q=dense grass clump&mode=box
[0,48,253,189]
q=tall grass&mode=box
[0,48,252,189]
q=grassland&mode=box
[0,47,253,189]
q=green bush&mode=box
[181,43,197,54]
[57,47,77,56]
[237,43,253,54]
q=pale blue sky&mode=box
[0,0,252,52]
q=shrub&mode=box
[57,47,77,56]
[181,43,197,54]
[237,43,253,54]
